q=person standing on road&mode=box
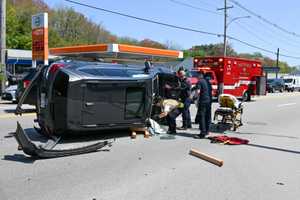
[164,69,192,133]
[194,72,212,139]
[177,69,192,130]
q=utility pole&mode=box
[223,0,227,57]
[276,48,279,78]
[218,0,233,57]
[0,0,6,93]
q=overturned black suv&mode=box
[15,60,179,158]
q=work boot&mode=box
[193,134,206,139]
[167,130,176,134]
[177,126,188,130]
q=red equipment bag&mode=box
[207,135,249,145]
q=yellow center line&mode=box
[0,113,36,119]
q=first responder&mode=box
[177,69,192,129]
[164,69,192,133]
[194,72,212,139]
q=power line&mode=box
[233,21,300,55]
[196,0,223,8]
[229,0,300,38]
[238,16,300,49]
[169,0,222,16]
[64,0,221,37]
[175,0,300,57]
[197,0,300,50]
[64,0,300,60]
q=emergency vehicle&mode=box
[193,56,266,101]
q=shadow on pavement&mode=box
[4,132,15,138]
[4,108,36,114]
[15,127,130,144]
[23,128,49,143]
[175,132,195,138]
[235,131,298,139]
[2,154,35,164]
[247,143,300,155]
[61,129,131,143]
[210,123,232,134]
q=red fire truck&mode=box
[192,56,266,101]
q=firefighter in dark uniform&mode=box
[165,69,192,134]
[177,69,192,129]
[194,72,212,139]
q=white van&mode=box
[282,75,300,92]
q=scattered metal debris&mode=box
[14,122,113,159]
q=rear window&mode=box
[125,87,145,119]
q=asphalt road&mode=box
[0,93,300,200]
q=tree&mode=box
[185,43,237,58]
[139,39,167,49]
[164,40,182,50]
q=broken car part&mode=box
[14,122,112,158]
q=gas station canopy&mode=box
[49,43,183,62]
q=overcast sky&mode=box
[44,0,300,66]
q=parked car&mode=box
[1,84,18,103]
[267,78,285,93]
[16,68,37,105]
[282,75,300,92]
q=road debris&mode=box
[207,135,249,145]
[148,119,166,134]
[14,122,113,159]
[130,127,150,139]
[189,148,223,167]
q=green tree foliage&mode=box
[6,0,166,49]
[184,43,237,58]
[7,0,50,49]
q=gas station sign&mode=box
[32,13,48,65]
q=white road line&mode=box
[277,103,297,108]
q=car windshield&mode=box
[267,79,274,83]
[284,78,293,83]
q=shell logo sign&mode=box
[32,13,48,65]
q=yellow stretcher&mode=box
[214,94,244,131]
